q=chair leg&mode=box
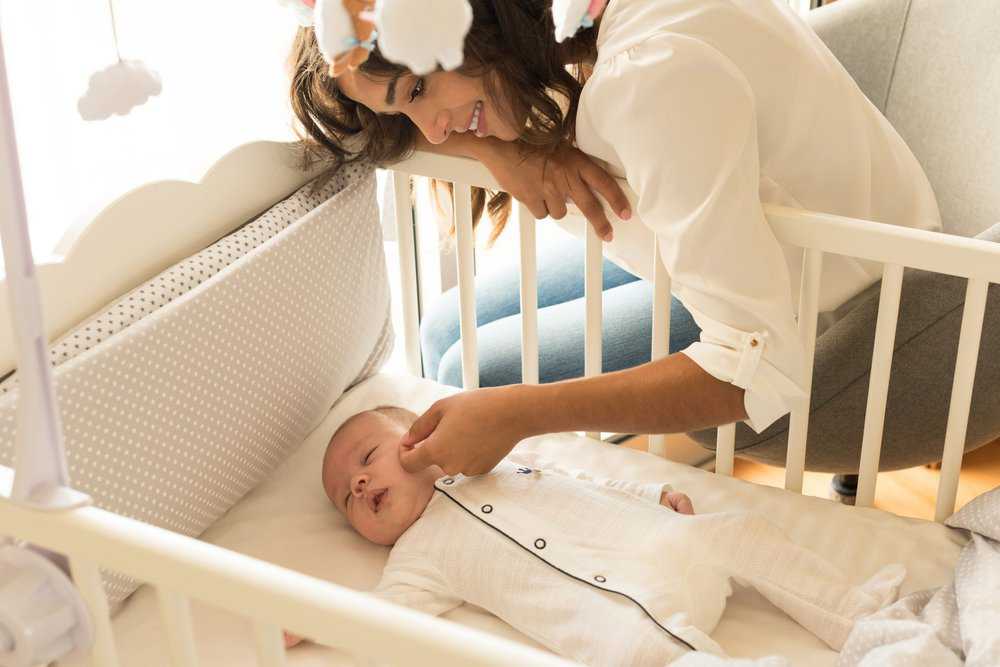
[829,474,858,505]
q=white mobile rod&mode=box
[0,22,95,667]
[0,23,73,509]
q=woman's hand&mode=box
[659,490,695,515]
[414,132,631,241]
[476,141,632,242]
[398,386,532,476]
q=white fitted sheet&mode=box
[107,373,966,666]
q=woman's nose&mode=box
[350,473,370,496]
[411,108,452,145]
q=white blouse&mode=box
[563,0,941,432]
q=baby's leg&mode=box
[698,513,905,650]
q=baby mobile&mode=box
[72,0,610,122]
[280,0,608,77]
[77,0,162,121]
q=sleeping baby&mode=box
[285,406,906,665]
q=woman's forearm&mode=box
[413,131,506,162]
[516,353,748,437]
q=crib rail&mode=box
[388,151,1000,523]
[0,469,572,667]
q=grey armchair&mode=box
[689,0,1000,474]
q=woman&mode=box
[289,0,941,477]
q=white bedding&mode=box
[108,374,967,666]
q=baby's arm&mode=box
[514,453,695,512]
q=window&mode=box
[1,1,300,258]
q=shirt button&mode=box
[750,337,759,347]
[442,478,455,485]
[594,575,606,583]
[481,504,493,514]
[534,538,546,550]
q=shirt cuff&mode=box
[681,332,806,434]
[638,482,672,505]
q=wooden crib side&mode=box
[386,151,1000,523]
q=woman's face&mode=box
[337,68,522,144]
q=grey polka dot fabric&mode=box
[0,161,372,393]
[839,486,1000,665]
[0,163,392,610]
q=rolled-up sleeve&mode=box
[578,34,807,432]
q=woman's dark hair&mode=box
[288,0,598,241]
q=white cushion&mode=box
[0,164,392,609]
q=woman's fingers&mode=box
[398,387,527,477]
[568,173,614,242]
[544,182,568,220]
[580,158,631,221]
[400,405,443,448]
[526,199,549,221]
[399,438,440,473]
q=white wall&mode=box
[0,0,301,259]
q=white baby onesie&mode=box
[373,461,905,666]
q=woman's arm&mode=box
[399,353,745,476]
[412,132,631,242]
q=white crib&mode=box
[1,136,997,666]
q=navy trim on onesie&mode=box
[434,487,696,652]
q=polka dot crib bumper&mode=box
[0,163,391,610]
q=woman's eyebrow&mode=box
[385,73,403,106]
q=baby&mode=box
[286,407,905,665]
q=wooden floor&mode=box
[622,435,1000,521]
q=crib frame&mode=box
[2,148,999,667]
[389,151,1000,520]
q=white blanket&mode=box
[838,486,1000,666]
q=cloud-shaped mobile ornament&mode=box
[375,0,472,75]
[297,0,473,77]
[78,0,160,121]
[78,60,161,121]
[552,0,608,43]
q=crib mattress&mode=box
[106,374,966,666]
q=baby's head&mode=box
[321,406,442,546]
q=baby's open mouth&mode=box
[370,488,388,514]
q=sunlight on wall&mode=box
[1,1,302,258]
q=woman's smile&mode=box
[463,100,486,137]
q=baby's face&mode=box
[322,411,440,545]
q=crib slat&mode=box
[785,249,824,492]
[934,278,990,522]
[856,263,905,508]
[715,424,736,476]
[252,619,288,667]
[584,224,603,440]
[391,172,422,378]
[517,203,539,385]
[453,184,479,389]
[68,556,120,667]
[157,587,199,667]
[648,245,672,457]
